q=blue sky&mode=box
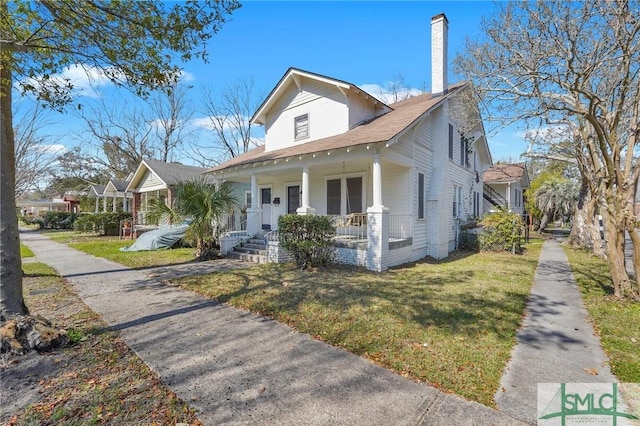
[22,1,528,166]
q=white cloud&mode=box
[18,64,116,99]
[179,70,195,83]
[33,144,66,155]
[190,115,252,132]
[359,83,423,105]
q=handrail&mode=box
[483,186,506,207]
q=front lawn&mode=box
[171,241,543,406]
[42,230,196,269]
[564,247,640,382]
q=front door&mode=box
[261,188,271,230]
[287,185,300,214]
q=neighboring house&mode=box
[17,199,69,216]
[87,184,106,212]
[125,159,214,228]
[205,13,494,272]
[482,163,530,214]
[88,178,132,213]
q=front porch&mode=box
[220,210,413,272]
[214,151,417,271]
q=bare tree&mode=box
[80,96,155,179]
[455,0,640,298]
[13,99,63,197]
[149,83,194,163]
[192,77,261,165]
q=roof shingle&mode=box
[483,163,527,184]
[208,82,467,173]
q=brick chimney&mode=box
[431,13,449,96]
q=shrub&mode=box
[478,209,524,253]
[73,212,132,236]
[278,214,336,269]
[41,211,76,230]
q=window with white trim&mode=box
[473,191,480,217]
[294,114,309,140]
[326,175,364,215]
[418,172,425,219]
[448,124,454,160]
[245,191,251,208]
[453,185,462,218]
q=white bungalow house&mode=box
[88,178,132,213]
[482,163,530,214]
[206,13,493,271]
[126,159,213,228]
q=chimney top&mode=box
[431,13,449,24]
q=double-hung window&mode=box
[448,124,454,160]
[294,114,309,140]
[418,172,425,219]
[473,191,480,217]
[453,184,462,218]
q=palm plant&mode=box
[534,177,578,231]
[148,179,238,260]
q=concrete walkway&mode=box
[20,231,523,426]
[495,239,617,424]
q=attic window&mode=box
[294,114,309,140]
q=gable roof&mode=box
[251,67,391,125]
[88,184,106,197]
[127,159,212,192]
[483,163,530,187]
[105,179,128,193]
[209,82,468,173]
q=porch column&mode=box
[296,166,316,215]
[507,183,512,212]
[94,197,99,213]
[132,192,141,225]
[102,195,107,212]
[246,174,262,236]
[112,195,117,212]
[372,154,384,208]
[367,153,389,272]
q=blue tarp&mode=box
[119,224,189,252]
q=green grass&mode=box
[564,247,640,382]
[171,240,543,406]
[42,230,196,269]
[20,243,35,258]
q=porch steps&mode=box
[228,238,267,264]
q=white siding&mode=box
[264,80,349,152]
[139,170,164,191]
[348,95,378,128]
[381,163,410,215]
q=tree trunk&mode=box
[0,49,28,320]
[586,195,605,258]
[602,211,633,298]
[565,178,592,248]
[627,228,640,296]
[538,212,552,232]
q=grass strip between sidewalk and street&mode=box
[170,240,543,407]
[20,243,35,258]
[4,262,202,425]
[563,247,640,382]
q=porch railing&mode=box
[330,214,368,240]
[389,214,412,239]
